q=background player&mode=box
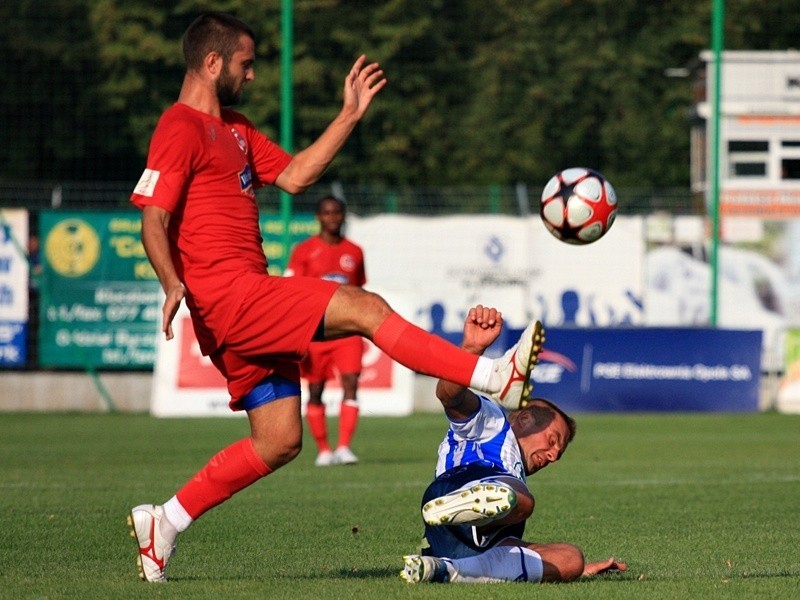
[401,305,626,584]
[286,196,365,466]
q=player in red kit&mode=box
[286,196,366,467]
[127,11,545,583]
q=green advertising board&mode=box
[38,210,317,368]
[39,211,161,368]
[260,212,319,274]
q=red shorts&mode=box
[208,275,338,408]
[300,336,363,383]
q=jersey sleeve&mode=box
[130,112,200,213]
[448,397,507,443]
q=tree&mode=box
[1,0,797,190]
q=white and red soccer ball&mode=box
[539,168,617,245]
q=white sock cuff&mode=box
[163,495,193,533]
[469,356,494,391]
[342,399,359,408]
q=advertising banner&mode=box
[37,211,318,369]
[260,212,317,274]
[522,327,762,412]
[0,209,29,367]
[150,293,415,417]
[348,214,645,334]
[38,211,161,368]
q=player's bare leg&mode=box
[128,396,301,582]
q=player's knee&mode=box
[252,431,303,469]
[558,543,585,581]
[280,434,303,463]
[332,286,392,332]
[540,543,585,582]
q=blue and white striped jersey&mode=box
[434,396,526,482]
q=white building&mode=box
[692,50,800,217]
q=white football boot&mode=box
[315,450,335,467]
[488,320,545,410]
[422,481,517,527]
[127,504,176,582]
[401,555,454,583]
[332,446,359,465]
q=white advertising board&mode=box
[151,295,415,417]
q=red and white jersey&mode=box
[130,103,292,354]
[286,236,366,287]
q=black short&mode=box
[419,464,525,559]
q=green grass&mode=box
[1,411,798,599]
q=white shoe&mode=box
[127,504,176,582]
[315,450,335,467]
[488,320,545,410]
[401,555,452,583]
[333,446,359,465]
[422,481,517,526]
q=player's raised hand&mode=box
[342,55,386,121]
[462,305,503,355]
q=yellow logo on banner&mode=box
[44,219,100,277]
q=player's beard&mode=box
[216,64,243,107]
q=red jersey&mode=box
[286,236,366,287]
[130,103,292,354]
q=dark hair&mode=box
[526,397,577,446]
[315,195,346,214]
[183,12,255,71]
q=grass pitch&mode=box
[0,410,798,599]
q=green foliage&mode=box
[0,0,797,187]
[0,411,798,598]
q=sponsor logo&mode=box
[592,362,753,382]
[44,219,101,277]
[321,273,349,284]
[230,127,247,153]
[239,165,253,195]
[483,235,504,263]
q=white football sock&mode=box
[469,356,495,392]
[163,495,193,535]
[448,546,543,583]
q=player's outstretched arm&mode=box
[275,56,386,194]
[141,205,185,340]
[436,305,503,420]
[582,557,628,577]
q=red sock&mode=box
[373,312,478,386]
[305,403,331,452]
[337,400,359,449]
[176,438,272,520]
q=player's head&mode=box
[183,12,256,106]
[512,397,576,475]
[315,196,347,235]
[316,195,346,215]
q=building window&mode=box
[782,159,800,179]
[727,140,768,178]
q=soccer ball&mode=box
[539,168,618,245]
